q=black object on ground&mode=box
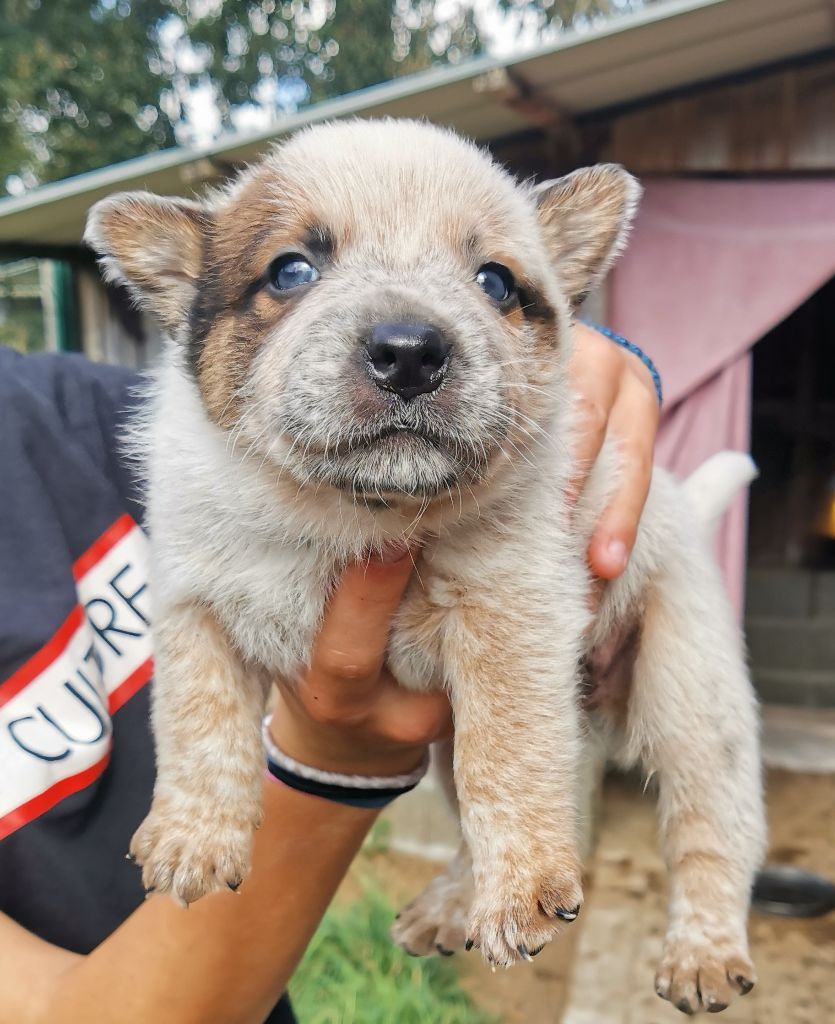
[752,865,835,918]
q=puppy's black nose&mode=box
[365,321,451,400]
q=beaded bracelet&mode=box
[584,320,663,406]
[262,715,429,809]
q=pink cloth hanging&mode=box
[609,179,835,611]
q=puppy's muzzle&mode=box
[364,320,451,400]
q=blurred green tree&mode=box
[0,0,650,196]
[496,0,652,31]
[0,0,482,195]
[1,0,175,193]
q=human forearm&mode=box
[24,779,375,1024]
[3,551,451,1024]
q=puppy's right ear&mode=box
[534,165,641,308]
[84,193,208,336]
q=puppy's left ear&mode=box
[84,192,209,336]
[534,165,641,307]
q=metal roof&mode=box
[0,0,831,247]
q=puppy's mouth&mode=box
[278,418,496,500]
[357,423,449,450]
[295,422,452,457]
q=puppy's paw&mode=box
[655,938,756,1015]
[129,799,262,904]
[391,868,471,956]
[467,866,583,967]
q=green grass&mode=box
[289,884,497,1024]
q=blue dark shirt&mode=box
[0,349,293,1024]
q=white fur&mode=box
[682,451,758,535]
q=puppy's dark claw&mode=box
[734,976,754,996]
[435,943,455,957]
[464,938,474,951]
[227,879,242,892]
[675,998,695,1015]
[707,1002,728,1014]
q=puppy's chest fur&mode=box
[144,358,600,688]
[207,541,486,688]
[160,485,583,691]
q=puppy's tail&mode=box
[682,451,758,536]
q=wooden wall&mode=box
[600,56,835,175]
[491,55,835,178]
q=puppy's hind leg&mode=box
[130,601,269,904]
[623,560,766,1015]
[391,739,474,957]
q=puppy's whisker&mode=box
[406,544,424,590]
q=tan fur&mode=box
[87,194,206,336]
[129,601,267,903]
[85,119,765,1013]
[534,165,641,306]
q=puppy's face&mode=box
[87,120,639,504]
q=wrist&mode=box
[263,715,428,809]
[267,704,428,779]
[582,320,663,405]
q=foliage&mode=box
[497,0,654,33]
[0,0,482,195]
[289,884,497,1024]
[0,259,49,353]
[0,0,658,196]
[1,0,176,192]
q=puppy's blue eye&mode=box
[269,253,320,291]
[475,263,515,303]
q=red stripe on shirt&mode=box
[72,513,136,581]
[0,514,153,839]
[109,656,153,715]
[0,514,145,709]
[0,605,85,711]
[0,752,111,842]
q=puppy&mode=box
[85,118,765,1014]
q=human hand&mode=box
[269,548,452,778]
[569,322,660,580]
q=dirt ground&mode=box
[562,769,835,1024]
[347,768,835,1023]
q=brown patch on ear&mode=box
[534,165,641,307]
[84,192,208,336]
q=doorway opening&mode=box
[746,275,835,707]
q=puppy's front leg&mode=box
[443,588,586,966]
[130,601,269,903]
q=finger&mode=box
[567,335,620,504]
[588,378,658,580]
[310,546,416,689]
